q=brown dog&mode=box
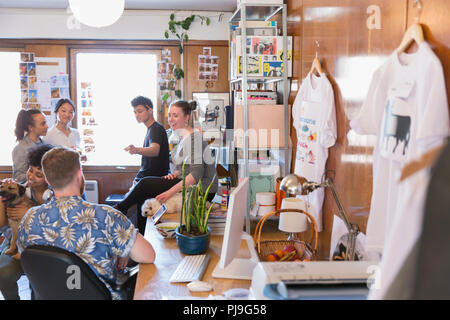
[0,180,35,259]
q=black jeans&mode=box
[116,176,215,234]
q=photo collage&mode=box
[157,49,177,105]
[50,74,70,110]
[19,52,40,110]
[198,47,219,81]
[79,81,97,155]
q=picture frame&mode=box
[192,92,230,146]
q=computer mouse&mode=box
[187,280,213,292]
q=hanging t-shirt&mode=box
[369,163,431,299]
[292,72,337,232]
[350,42,449,258]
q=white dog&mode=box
[141,193,183,217]
[141,193,221,217]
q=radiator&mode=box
[84,180,99,203]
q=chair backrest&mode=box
[21,245,112,300]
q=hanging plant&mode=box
[164,13,210,54]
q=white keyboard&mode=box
[169,254,211,283]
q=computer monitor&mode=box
[212,177,260,280]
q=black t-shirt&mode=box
[135,121,170,181]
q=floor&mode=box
[0,275,31,300]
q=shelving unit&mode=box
[228,2,291,232]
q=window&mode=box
[75,52,158,166]
[0,52,21,165]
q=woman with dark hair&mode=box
[12,109,48,184]
[116,100,218,234]
[0,143,54,300]
[43,98,81,151]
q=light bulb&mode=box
[69,0,125,28]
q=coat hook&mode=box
[413,0,422,23]
[315,40,320,58]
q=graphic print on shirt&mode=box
[296,101,319,166]
[380,95,412,163]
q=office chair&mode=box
[20,245,137,300]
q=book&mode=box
[263,61,284,77]
[237,55,262,75]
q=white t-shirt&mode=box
[369,166,431,299]
[350,42,449,257]
[292,72,337,231]
[44,125,81,150]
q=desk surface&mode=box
[133,213,282,300]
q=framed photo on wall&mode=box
[192,92,230,145]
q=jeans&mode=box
[0,253,23,300]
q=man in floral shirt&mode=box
[17,147,155,299]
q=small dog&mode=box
[0,180,35,259]
[141,193,221,217]
[141,193,183,217]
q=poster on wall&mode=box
[198,47,219,81]
[157,49,177,106]
[79,81,97,156]
[19,52,41,110]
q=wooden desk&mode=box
[134,213,259,300]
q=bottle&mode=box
[275,177,286,211]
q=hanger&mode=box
[397,0,425,54]
[399,144,445,182]
[310,41,323,75]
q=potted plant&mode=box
[175,161,215,255]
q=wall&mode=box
[0,9,231,41]
[287,0,450,259]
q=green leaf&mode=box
[175,90,182,98]
[206,17,211,25]
[170,13,175,21]
[164,31,169,39]
[184,34,189,41]
[162,93,169,102]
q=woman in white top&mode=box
[44,98,81,150]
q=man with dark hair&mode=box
[17,147,156,299]
[125,96,170,182]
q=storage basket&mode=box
[253,208,318,262]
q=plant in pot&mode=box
[176,160,215,255]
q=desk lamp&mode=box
[280,174,360,260]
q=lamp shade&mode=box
[69,0,125,28]
[280,174,308,195]
[278,198,309,233]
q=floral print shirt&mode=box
[17,196,137,298]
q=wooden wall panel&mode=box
[407,0,450,111]
[183,41,230,101]
[290,0,408,259]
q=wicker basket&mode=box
[253,208,318,262]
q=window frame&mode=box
[0,47,24,173]
[70,47,163,170]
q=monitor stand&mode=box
[212,232,260,280]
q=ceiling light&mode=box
[69,0,125,28]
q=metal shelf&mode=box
[230,4,283,22]
[229,2,289,234]
[230,76,284,84]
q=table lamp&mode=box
[279,198,309,240]
[280,174,360,260]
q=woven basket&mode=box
[253,208,318,262]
